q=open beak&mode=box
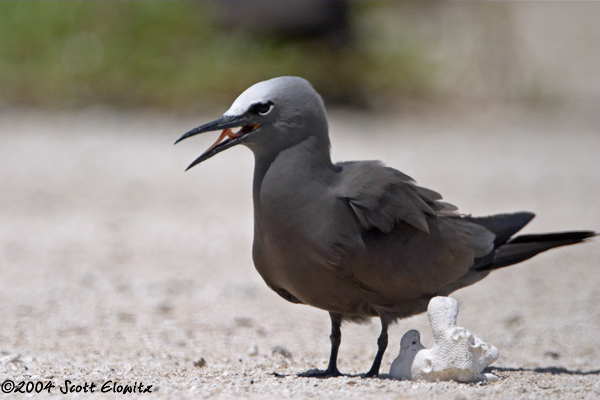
[174,115,260,170]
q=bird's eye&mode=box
[252,102,273,115]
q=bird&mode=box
[174,76,595,378]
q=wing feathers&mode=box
[338,161,456,233]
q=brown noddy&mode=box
[174,76,596,378]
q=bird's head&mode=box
[175,76,328,170]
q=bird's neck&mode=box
[251,135,336,210]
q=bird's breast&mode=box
[251,180,368,314]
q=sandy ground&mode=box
[0,106,598,399]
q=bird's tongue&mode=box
[206,128,244,153]
[204,124,260,153]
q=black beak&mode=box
[175,115,257,170]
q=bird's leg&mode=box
[325,313,342,375]
[298,313,343,378]
[363,316,390,378]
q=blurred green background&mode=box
[1,1,598,112]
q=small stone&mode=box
[0,353,20,364]
[272,346,293,359]
[544,351,561,360]
[194,358,206,368]
[234,316,254,327]
[248,345,260,356]
[117,311,136,323]
[256,326,268,335]
[566,381,579,390]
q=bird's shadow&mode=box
[272,366,600,380]
[487,366,600,376]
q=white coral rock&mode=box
[389,296,499,383]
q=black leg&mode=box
[298,313,343,378]
[326,312,342,373]
[364,316,390,378]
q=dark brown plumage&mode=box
[175,77,596,378]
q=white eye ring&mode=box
[253,102,273,115]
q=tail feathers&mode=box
[476,230,596,271]
[507,231,596,245]
[465,212,535,247]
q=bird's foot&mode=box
[360,363,382,379]
[298,368,343,378]
[360,371,379,379]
